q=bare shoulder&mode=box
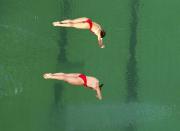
[93,22,101,28]
[87,76,99,82]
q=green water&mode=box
[0,0,180,131]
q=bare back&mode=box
[91,22,102,36]
[86,76,99,89]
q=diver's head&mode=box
[99,83,104,90]
[100,30,106,38]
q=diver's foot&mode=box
[52,22,61,26]
[43,73,52,79]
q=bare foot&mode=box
[43,73,52,79]
[52,22,61,26]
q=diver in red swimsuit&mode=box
[43,72,103,100]
[52,17,106,48]
[84,18,93,31]
[78,74,88,87]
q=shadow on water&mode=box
[57,0,84,67]
[126,0,139,103]
[50,0,84,130]
[125,0,139,130]
[53,83,64,108]
[57,29,84,69]
[57,0,71,64]
[50,83,66,130]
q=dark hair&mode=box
[100,30,106,38]
[99,83,104,91]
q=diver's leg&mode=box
[60,19,73,23]
[60,17,88,24]
[71,17,88,23]
[64,73,80,77]
[43,73,65,80]
[52,22,73,27]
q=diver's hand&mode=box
[100,45,105,48]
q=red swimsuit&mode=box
[78,74,87,87]
[85,18,93,31]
